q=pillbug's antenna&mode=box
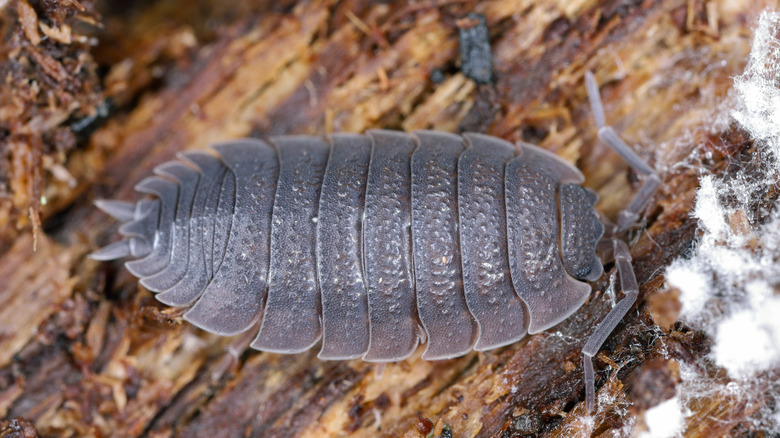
[582,71,659,412]
[583,240,638,412]
[585,71,661,231]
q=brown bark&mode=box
[0,0,775,436]
[0,0,103,245]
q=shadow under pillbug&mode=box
[91,73,660,412]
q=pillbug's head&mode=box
[559,184,604,282]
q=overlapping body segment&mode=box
[411,131,476,359]
[253,136,330,353]
[362,130,419,361]
[156,153,229,306]
[123,177,179,278]
[138,162,200,293]
[457,133,527,351]
[93,130,601,361]
[184,139,278,336]
[505,158,591,334]
[316,134,372,360]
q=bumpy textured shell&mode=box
[92,130,604,361]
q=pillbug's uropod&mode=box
[92,73,660,412]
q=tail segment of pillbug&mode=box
[92,72,659,414]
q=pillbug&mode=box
[92,72,659,411]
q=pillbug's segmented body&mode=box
[94,130,604,361]
[93,73,659,411]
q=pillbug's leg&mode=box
[614,170,661,231]
[595,211,617,264]
[585,72,661,231]
[210,320,261,383]
[596,210,617,238]
[582,239,638,412]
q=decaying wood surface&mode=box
[0,0,775,436]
